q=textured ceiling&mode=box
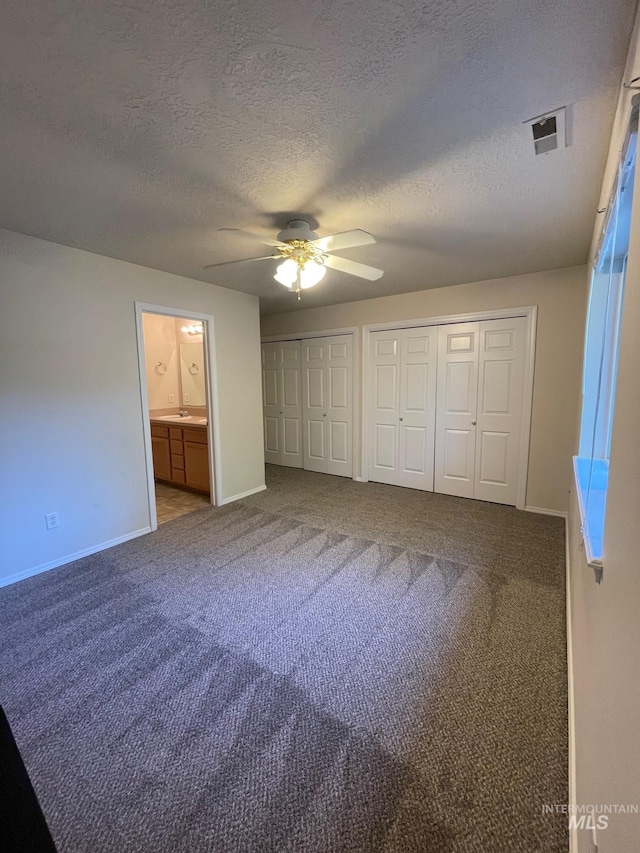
[0,0,636,314]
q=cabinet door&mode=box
[184,441,210,493]
[151,436,172,481]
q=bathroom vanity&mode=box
[150,419,210,494]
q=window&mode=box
[575,106,638,566]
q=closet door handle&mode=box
[279,411,283,415]
[399,417,404,422]
[471,419,477,425]
[323,413,327,417]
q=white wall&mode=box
[262,265,588,513]
[0,229,265,586]
[568,11,640,852]
[142,312,181,409]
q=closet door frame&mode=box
[361,306,537,511]
[262,327,360,481]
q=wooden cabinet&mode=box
[184,441,210,492]
[151,428,172,481]
[150,422,210,494]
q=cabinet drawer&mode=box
[183,428,207,444]
[151,425,169,438]
[170,439,183,455]
[171,454,184,470]
[169,427,183,440]
[171,468,186,485]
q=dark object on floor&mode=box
[0,704,57,852]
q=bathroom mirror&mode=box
[180,342,206,406]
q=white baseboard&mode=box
[353,476,368,483]
[524,505,568,519]
[565,514,578,853]
[220,484,267,505]
[0,526,152,589]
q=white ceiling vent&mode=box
[525,107,567,155]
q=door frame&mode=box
[135,302,223,530]
[261,327,360,480]
[362,306,537,510]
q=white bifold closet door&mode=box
[434,317,526,505]
[261,340,303,468]
[302,335,353,477]
[368,327,438,490]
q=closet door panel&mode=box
[263,369,278,407]
[442,428,475,482]
[283,369,301,407]
[477,431,510,485]
[278,341,303,468]
[261,341,302,468]
[374,423,397,470]
[307,419,325,461]
[434,323,479,498]
[402,427,428,473]
[306,368,325,408]
[262,342,282,465]
[264,417,279,454]
[302,335,353,477]
[302,340,328,472]
[326,334,353,477]
[368,328,436,490]
[396,329,437,489]
[368,333,401,484]
[330,421,349,464]
[474,318,526,504]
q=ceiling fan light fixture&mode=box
[274,257,327,290]
[274,258,298,288]
[299,262,326,289]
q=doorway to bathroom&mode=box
[136,303,220,528]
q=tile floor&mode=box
[155,482,210,524]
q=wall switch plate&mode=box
[45,512,60,530]
[184,393,190,402]
[168,394,175,403]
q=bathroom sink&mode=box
[155,414,194,421]
[154,415,207,425]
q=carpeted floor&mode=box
[0,465,568,852]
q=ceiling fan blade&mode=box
[324,254,384,281]
[312,229,376,252]
[203,255,277,270]
[218,227,287,248]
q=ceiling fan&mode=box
[204,219,383,299]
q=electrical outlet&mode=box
[184,393,190,403]
[45,512,60,530]
[168,394,175,403]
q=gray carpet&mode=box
[0,465,568,852]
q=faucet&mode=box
[178,409,189,417]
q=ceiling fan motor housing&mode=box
[276,219,319,244]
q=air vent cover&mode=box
[525,107,567,155]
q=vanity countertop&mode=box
[150,415,207,429]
